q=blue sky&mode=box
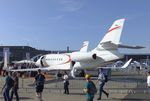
[0,0,150,53]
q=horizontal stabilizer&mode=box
[100,41,118,49]
[99,41,145,50]
[118,44,145,49]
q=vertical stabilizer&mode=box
[100,19,125,44]
[95,19,125,50]
[80,41,89,52]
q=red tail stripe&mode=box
[107,26,121,33]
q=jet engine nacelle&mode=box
[71,52,96,62]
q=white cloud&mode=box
[56,0,84,12]
[48,14,65,22]
[54,14,65,20]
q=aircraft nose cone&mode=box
[35,59,41,67]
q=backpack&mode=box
[104,75,108,82]
[98,73,106,82]
[36,74,45,86]
[66,80,69,85]
[7,76,14,88]
[89,81,97,95]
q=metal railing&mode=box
[0,69,148,94]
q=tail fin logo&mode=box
[107,25,121,34]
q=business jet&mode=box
[11,19,143,77]
[80,41,89,52]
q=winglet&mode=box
[121,58,132,68]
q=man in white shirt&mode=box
[147,71,150,94]
[63,71,69,94]
[96,69,109,100]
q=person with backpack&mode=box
[10,72,19,101]
[1,71,14,101]
[96,69,109,100]
[34,69,45,101]
[84,74,97,101]
[100,68,109,82]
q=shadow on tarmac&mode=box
[120,89,150,101]
[0,97,34,100]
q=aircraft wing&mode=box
[13,60,35,64]
[10,68,49,72]
[11,63,71,72]
[120,58,132,68]
[97,58,132,69]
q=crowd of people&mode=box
[0,68,111,101]
[0,69,109,101]
[1,68,150,101]
[1,71,19,101]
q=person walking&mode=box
[96,69,109,100]
[63,71,69,94]
[1,71,14,101]
[34,69,45,101]
[10,72,19,101]
[147,71,150,94]
[84,74,95,101]
[100,68,109,82]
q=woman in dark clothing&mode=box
[11,72,19,101]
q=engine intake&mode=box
[71,52,96,62]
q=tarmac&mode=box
[0,69,150,101]
[1,91,150,101]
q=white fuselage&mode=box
[35,49,124,70]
